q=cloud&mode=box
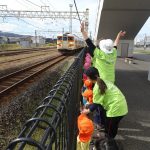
[0,23,18,32]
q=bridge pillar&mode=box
[117,40,134,58]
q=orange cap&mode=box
[82,89,93,104]
[84,79,93,89]
[78,114,94,142]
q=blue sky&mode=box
[0,0,150,40]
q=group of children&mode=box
[77,53,94,150]
[76,22,128,150]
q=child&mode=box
[81,79,93,105]
[82,89,93,105]
[82,67,128,138]
[82,88,102,132]
[77,114,94,150]
[84,79,93,90]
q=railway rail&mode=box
[0,46,56,56]
[0,49,58,65]
[0,54,67,101]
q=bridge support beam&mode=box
[117,40,134,58]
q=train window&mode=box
[63,36,67,41]
[68,37,74,41]
[57,36,62,40]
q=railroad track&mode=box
[0,54,67,99]
[0,47,57,56]
[0,49,58,65]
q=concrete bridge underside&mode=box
[95,0,150,57]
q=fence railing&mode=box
[6,48,85,150]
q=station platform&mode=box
[90,57,150,150]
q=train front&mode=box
[57,33,78,54]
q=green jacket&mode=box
[92,48,117,83]
[93,81,128,117]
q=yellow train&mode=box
[57,33,84,54]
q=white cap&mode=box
[99,39,114,54]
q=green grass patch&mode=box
[0,43,56,50]
[0,44,21,50]
[39,43,56,48]
[133,49,150,54]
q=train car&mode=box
[57,33,84,54]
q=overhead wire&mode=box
[3,0,83,37]
[34,0,66,31]
[5,6,45,31]
[73,0,82,24]
[40,0,46,6]
[46,0,57,10]
[0,2,52,37]
[16,0,38,10]
[19,18,45,30]
[23,0,41,8]
[15,1,52,32]
[22,0,73,33]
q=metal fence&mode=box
[6,48,85,150]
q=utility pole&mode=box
[62,28,64,34]
[35,30,38,47]
[69,4,73,34]
[144,33,147,50]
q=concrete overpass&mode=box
[94,0,150,57]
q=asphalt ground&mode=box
[115,56,150,150]
[133,53,150,62]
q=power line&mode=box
[16,0,36,10]
[73,0,82,24]
[4,6,45,30]
[19,18,45,30]
[46,0,57,10]
[40,0,46,6]
[73,0,89,33]
[23,0,41,8]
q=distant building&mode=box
[135,36,150,47]
[8,37,20,44]
[45,38,57,44]
[146,36,150,46]
[19,37,32,48]
[0,34,46,48]
[31,36,45,46]
[19,36,46,48]
[0,36,8,44]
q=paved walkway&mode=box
[115,57,150,150]
[90,56,150,150]
[133,53,150,62]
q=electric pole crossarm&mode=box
[0,5,89,32]
[0,10,86,19]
